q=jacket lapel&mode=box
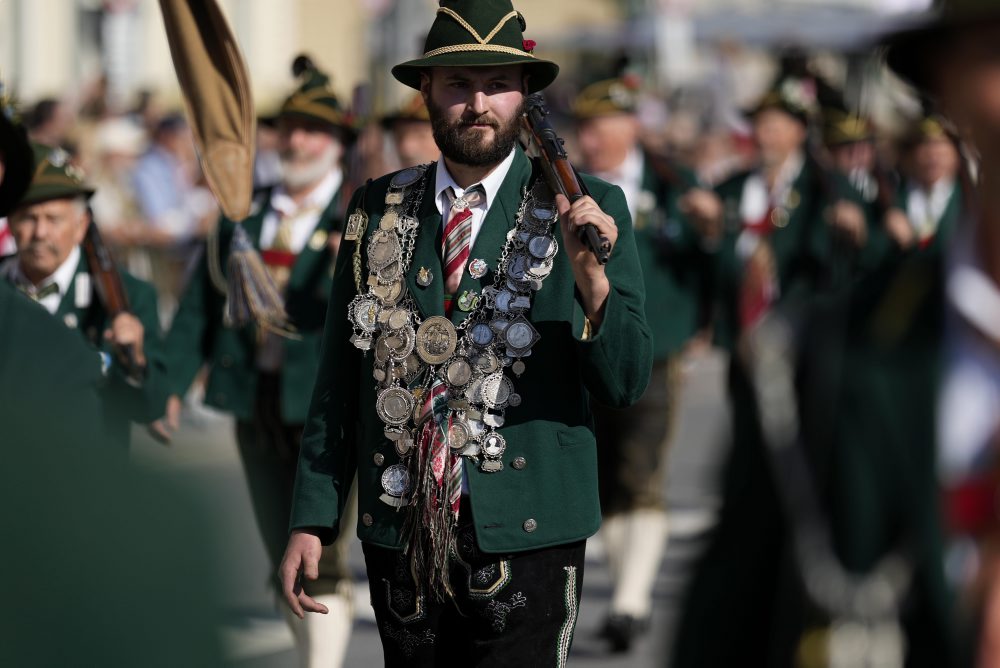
[287,186,342,291]
[405,185,446,319]
[450,150,532,324]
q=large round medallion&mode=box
[353,298,380,333]
[448,420,471,450]
[480,373,514,409]
[385,325,415,360]
[377,387,415,426]
[528,235,557,260]
[415,316,458,365]
[470,322,494,347]
[381,464,412,497]
[504,321,537,352]
[444,357,473,387]
[390,166,423,188]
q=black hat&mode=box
[883,0,1000,93]
[0,88,34,217]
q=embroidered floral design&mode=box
[474,563,498,586]
[484,591,528,633]
[381,623,435,658]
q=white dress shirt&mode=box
[906,178,955,242]
[593,147,644,222]
[14,245,81,315]
[259,168,343,253]
[433,148,517,248]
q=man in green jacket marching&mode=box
[1,142,165,451]
[571,75,707,652]
[155,56,358,667]
[279,1,652,665]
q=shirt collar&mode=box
[270,168,342,218]
[593,147,643,189]
[16,244,80,297]
[434,149,517,214]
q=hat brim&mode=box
[14,184,95,210]
[744,101,809,127]
[392,51,559,94]
[0,115,35,217]
[277,110,358,143]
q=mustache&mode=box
[23,241,58,256]
[457,114,500,130]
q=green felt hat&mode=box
[379,92,431,129]
[280,55,356,137]
[391,0,558,94]
[571,76,641,120]
[0,89,33,217]
[821,93,875,147]
[883,0,1000,92]
[747,76,819,127]
[15,143,94,209]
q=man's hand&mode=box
[884,207,915,249]
[827,200,867,248]
[555,194,616,330]
[679,188,724,244]
[105,312,146,368]
[280,529,329,619]
[148,394,183,445]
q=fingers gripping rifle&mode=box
[522,93,611,265]
[81,213,144,385]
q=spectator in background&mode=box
[132,113,215,244]
[132,113,216,313]
[89,116,162,278]
[26,98,73,148]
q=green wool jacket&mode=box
[629,154,706,360]
[0,253,166,449]
[164,184,343,424]
[291,149,653,553]
[0,280,106,450]
[711,157,860,350]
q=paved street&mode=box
[131,350,731,667]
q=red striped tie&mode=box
[442,187,482,316]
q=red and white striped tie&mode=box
[442,186,482,316]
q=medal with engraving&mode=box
[377,387,416,426]
[381,464,412,497]
[415,316,458,364]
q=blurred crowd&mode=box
[0,17,991,663]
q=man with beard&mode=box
[153,56,358,667]
[278,1,652,665]
[571,76,706,653]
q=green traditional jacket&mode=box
[0,280,106,449]
[163,183,343,424]
[291,149,653,553]
[894,178,961,261]
[711,156,859,350]
[0,252,165,449]
[629,154,705,360]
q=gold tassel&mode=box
[223,225,298,337]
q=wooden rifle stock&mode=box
[81,215,144,383]
[522,93,611,265]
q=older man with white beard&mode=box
[152,56,358,668]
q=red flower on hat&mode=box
[522,39,536,54]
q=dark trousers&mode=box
[363,499,586,667]
[235,372,352,594]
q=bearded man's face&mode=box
[422,65,526,167]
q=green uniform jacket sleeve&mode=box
[163,228,226,398]
[574,177,653,408]
[289,190,364,544]
[110,275,169,423]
